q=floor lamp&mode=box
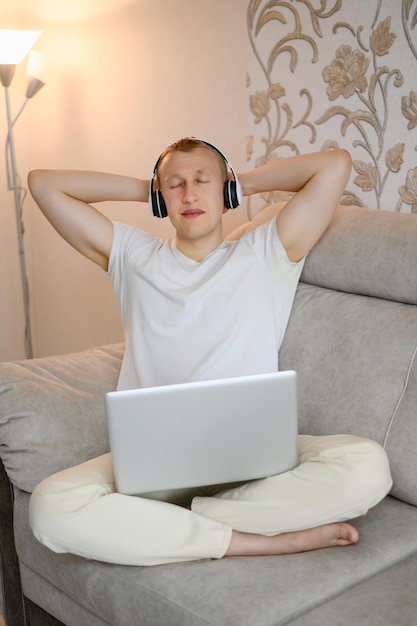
[0,29,43,359]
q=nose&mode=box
[182,181,198,204]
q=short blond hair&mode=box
[156,138,227,182]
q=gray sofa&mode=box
[1,205,417,626]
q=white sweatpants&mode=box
[29,434,392,566]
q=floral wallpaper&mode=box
[246,0,417,216]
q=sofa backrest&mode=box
[301,205,417,306]
[279,206,417,507]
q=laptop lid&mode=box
[105,370,298,495]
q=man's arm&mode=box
[239,150,352,262]
[28,170,149,270]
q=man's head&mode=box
[148,138,242,260]
[149,138,241,218]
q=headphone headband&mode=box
[148,138,242,218]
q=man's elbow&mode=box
[28,169,45,196]
[333,149,352,185]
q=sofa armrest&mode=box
[0,457,26,624]
[0,458,65,626]
[0,343,124,493]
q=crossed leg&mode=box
[29,434,391,566]
[194,433,392,556]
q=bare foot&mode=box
[226,522,359,557]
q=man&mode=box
[28,138,392,566]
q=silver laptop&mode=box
[105,370,298,495]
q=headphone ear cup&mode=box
[223,180,239,209]
[151,189,168,218]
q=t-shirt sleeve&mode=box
[107,222,159,302]
[240,218,305,286]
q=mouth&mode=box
[181,208,205,218]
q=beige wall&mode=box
[0,0,248,361]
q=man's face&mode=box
[158,147,227,256]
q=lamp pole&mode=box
[2,66,33,359]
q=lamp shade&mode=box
[0,30,41,65]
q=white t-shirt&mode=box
[108,218,305,391]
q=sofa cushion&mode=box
[0,344,124,493]
[14,488,417,626]
[288,551,417,626]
